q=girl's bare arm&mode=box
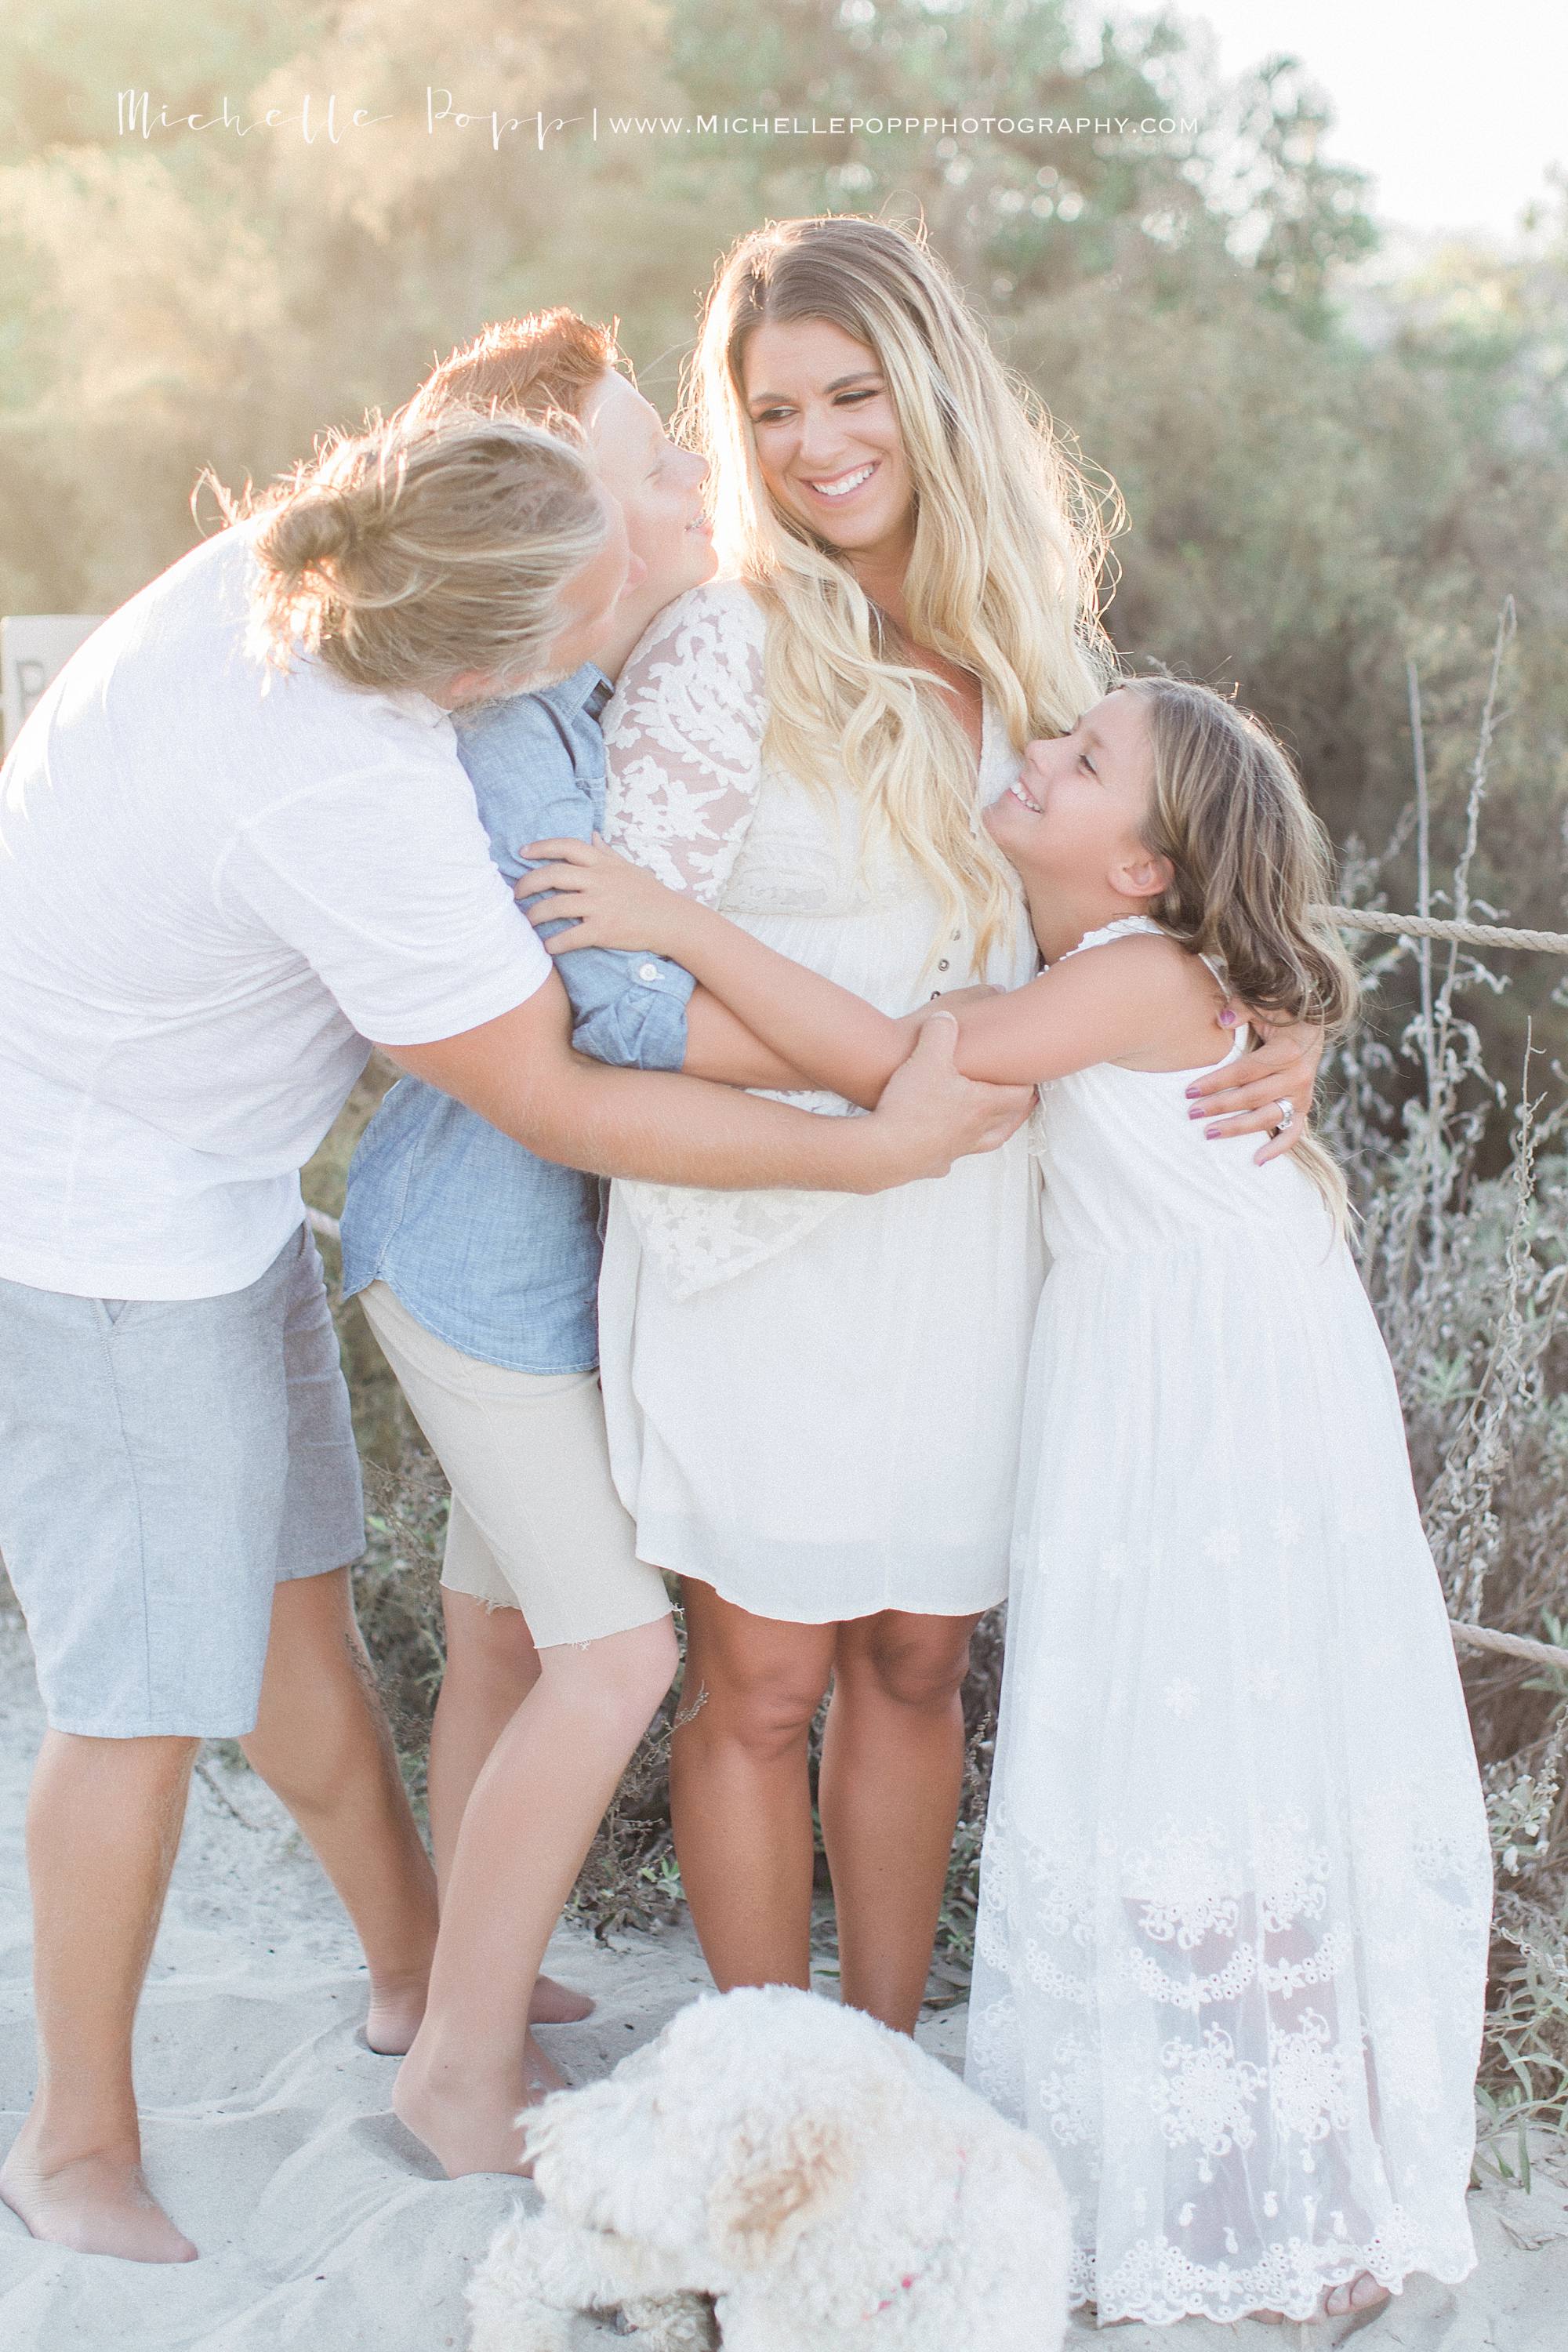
[517,838,1183,1098]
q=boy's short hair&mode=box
[410,310,625,426]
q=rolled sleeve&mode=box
[566,949,695,1070]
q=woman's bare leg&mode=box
[426,1590,595,2025]
[241,1566,439,2056]
[669,1581,837,1995]
[392,1613,677,2176]
[818,1610,978,2033]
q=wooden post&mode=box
[2,615,105,752]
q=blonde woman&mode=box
[575,218,1323,2032]
[0,399,1017,2262]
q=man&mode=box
[0,398,1028,2262]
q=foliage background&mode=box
[4,0,1566,1082]
[5,0,1568,2154]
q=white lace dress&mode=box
[964,916,1494,2325]
[595,579,1044,1622]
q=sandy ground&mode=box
[2,1614,1566,2350]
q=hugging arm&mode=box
[526,828,1326,1157]
[947,982,1327,1163]
[373,968,1030,1195]
[519,841,1154,1101]
[524,839,1327,1157]
[1184,1020,1325,1163]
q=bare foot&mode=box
[365,1974,428,2056]
[391,2031,568,2178]
[0,2125,197,2263]
[529,1973,593,2026]
[1323,2275,1392,2336]
[1251,2274,1391,2332]
[366,1971,591,2053]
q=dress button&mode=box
[930,990,940,1000]
[938,960,949,971]
[951,930,961,942]
[637,963,659,982]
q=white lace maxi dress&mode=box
[594,579,1043,1623]
[964,917,1494,2325]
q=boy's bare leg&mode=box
[0,1730,200,2263]
[428,1588,593,2026]
[427,1591,539,1895]
[393,1615,677,2176]
[240,1565,439,2054]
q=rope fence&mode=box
[1451,1621,1568,1674]
[1325,906,1568,957]
[307,904,1568,1679]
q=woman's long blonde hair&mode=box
[205,406,608,700]
[683,215,1118,968]
[1125,676,1360,1221]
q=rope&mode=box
[1325,906,1568,956]
[1450,1619,1568,1673]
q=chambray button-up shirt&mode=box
[339,664,695,1372]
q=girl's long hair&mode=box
[1125,675,1360,1221]
[683,213,1118,970]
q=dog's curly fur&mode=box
[467,1986,1070,2352]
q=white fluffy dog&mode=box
[467,1984,1070,2352]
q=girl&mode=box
[569,215,1323,2038]
[522,673,1494,2329]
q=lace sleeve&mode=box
[597,583,861,1301]
[602,583,767,902]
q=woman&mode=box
[587,217,1323,2032]
[341,314,982,2176]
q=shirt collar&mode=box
[533,662,613,724]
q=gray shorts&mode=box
[0,1225,364,1739]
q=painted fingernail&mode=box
[1185,1083,1200,1097]
[1188,1105,1205,1119]
[1205,1125,1220,1138]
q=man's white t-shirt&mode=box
[0,526,552,1299]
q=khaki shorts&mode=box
[358,1280,670,1649]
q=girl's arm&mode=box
[682,987,821,1092]
[517,838,1187,1098]
[517,845,902,1104]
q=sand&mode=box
[2,1611,1566,2351]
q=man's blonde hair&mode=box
[206,407,609,699]
[684,213,1117,971]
